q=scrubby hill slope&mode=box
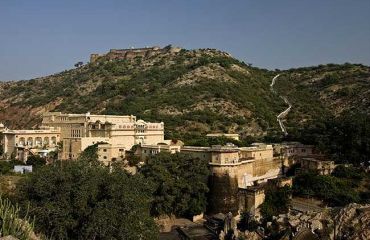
[0,48,369,142]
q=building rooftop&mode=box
[3,127,60,134]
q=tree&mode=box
[0,160,24,175]
[141,152,210,218]
[78,143,100,163]
[26,155,46,168]
[260,185,291,221]
[293,172,361,206]
[292,111,370,166]
[15,161,158,239]
[74,61,83,68]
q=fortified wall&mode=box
[90,45,182,63]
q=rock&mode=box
[288,219,300,228]
[277,217,285,224]
[335,203,370,240]
[310,219,322,231]
[299,215,311,221]
[243,230,263,240]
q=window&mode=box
[119,149,124,152]
[103,149,107,152]
[103,156,107,159]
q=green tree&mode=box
[293,172,361,206]
[260,186,291,221]
[77,143,105,164]
[0,160,24,175]
[141,152,210,218]
[15,161,158,240]
[26,155,46,168]
[292,112,370,166]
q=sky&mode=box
[0,0,370,81]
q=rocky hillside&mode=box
[0,48,369,141]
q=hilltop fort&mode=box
[90,45,182,63]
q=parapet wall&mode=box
[90,45,182,63]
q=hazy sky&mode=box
[1,0,370,81]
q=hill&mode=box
[0,47,369,144]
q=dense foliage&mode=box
[289,112,370,165]
[184,135,255,147]
[77,143,100,162]
[292,168,369,206]
[0,160,24,175]
[260,185,292,221]
[15,161,158,240]
[141,152,210,218]
[26,155,46,168]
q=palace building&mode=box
[2,126,61,161]
[41,112,164,160]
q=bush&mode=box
[26,155,46,168]
[15,161,158,239]
[141,152,209,218]
[260,186,291,221]
[332,165,364,180]
[0,160,24,175]
[0,196,35,240]
[293,172,361,206]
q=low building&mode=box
[97,143,126,166]
[239,185,265,218]
[275,142,314,159]
[178,144,240,165]
[2,126,60,161]
[14,165,33,174]
[299,157,335,175]
[269,176,293,188]
[139,142,182,161]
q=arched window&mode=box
[44,137,50,145]
[19,137,26,146]
[35,137,42,146]
[27,137,33,146]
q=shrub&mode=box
[15,161,157,239]
[0,196,35,240]
[26,155,46,168]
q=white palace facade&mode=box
[41,112,164,160]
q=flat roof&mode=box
[3,129,60,134]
